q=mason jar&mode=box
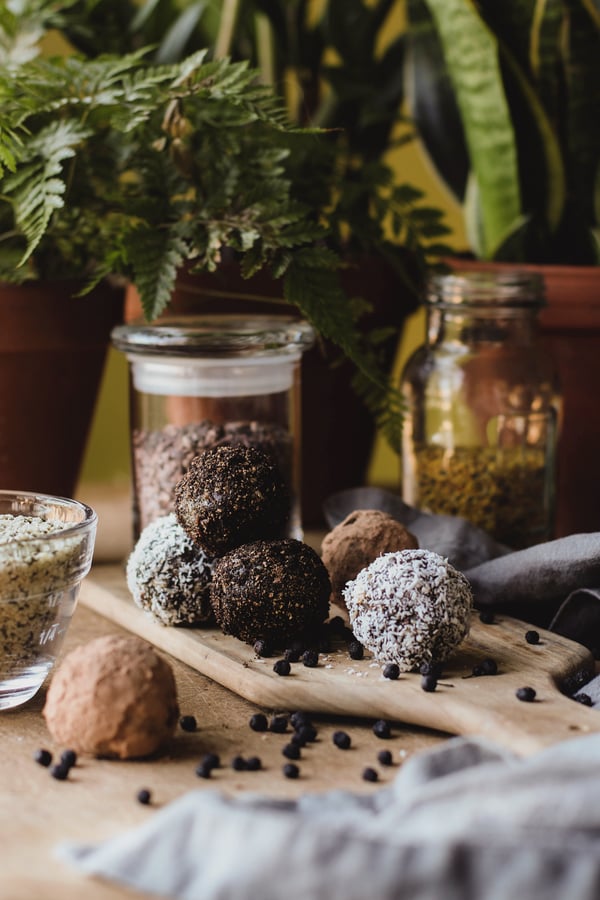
[400,271,561,549]
[112,315,314,540]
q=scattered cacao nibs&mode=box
[179,715,197,732]
[467,657,498,678]
[283,762,300,779]
[136,788,152,805]
[60,749,77,769]
[34,748,52,768]
[516,686,537,702]
[302,649,319,668]
[372,719,391,740]
[284,646,302,663]
[50,763,70,781]
[419,661,443,678]
[249,713,269,732]
[245,756,262,771]
[377,749,393,766]
[295,723,318,744]
[383,663,400,681]
[348,640,364,661]
[290,710,311,730]
[525,630,540,645]
[282,742,301,760]
[231,755,248,771]
[201,752,220,771]
[421,674,437,692]
[270,715,288,734]
[332,731,351,750]
[195,762,212,779]
[273,659,291,676]
[362,767,378,783]
[478,609,495,625]
[575,693,593,706]
[254,639,272,658]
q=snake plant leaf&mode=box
[405,0,469,202]
[423,0,522,259]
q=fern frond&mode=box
[125,227,187,320]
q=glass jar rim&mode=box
[427,270,546,308]
[112,315,315,358]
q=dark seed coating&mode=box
[362,767,378,783]
[34,748,52,767]
[372,719,391,739]
[283,763,300,779]
[516,686,537,702]
[348,641,364,661]
[231,755,247,771]
[195,762,212,779]
[136,788,151,805]
[270,715,288,733]
[201,752,220,770]
[290,711,311,730]
[174,444,290,556]
[249,713,268,732]
[282,742,301,760]
[60,749,77,769]
[179,715,197,732]
[377,749,393,766]
[421,674,438,692]
[273,659,291,676]
[525,630,540,645]
[333,731,351,750]
[302,649,319,668]
[383,663,400,681]
[50,763,69,781]
[210,539,331,647]
[245,756,262,771]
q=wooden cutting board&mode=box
[80,565,600,756]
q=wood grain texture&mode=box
[82,565,600,756]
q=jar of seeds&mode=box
[112,316,314,540]
[400,271,561,548]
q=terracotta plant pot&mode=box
[125,258,419,527]
[447,260,600,537]
[0,279,124,497]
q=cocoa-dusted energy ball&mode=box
[321,509,418,608]
[126,514,214,626]
[43,635,179,759]
[210,539,331,647]
[344,549,472,672]
[174,444,290,556]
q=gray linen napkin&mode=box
[58,733,600,900]
[323,487,600,651]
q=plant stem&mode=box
[254,12,275,86]
[214,0,241,59]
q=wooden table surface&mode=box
[0,573,446,900]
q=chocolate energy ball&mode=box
[174,444,290,556]
[321,509,418,608]
[43,635,179,759]
[343,549,472,672]
[210,539,331,647]
[126,514,214,626]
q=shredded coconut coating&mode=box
[343,549,472,671]
[126,515,215,626]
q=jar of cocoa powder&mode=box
[400,271,561,548]
[112,316,314,540]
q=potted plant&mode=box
[44,0,454,521]
[404,0,600,535]
[1,6,448,515]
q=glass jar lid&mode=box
[427,270,546,309]
[111,315,315,358]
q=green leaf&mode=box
[423,0,522,258]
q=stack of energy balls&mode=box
[127,446,473,671]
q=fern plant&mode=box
[0,40,409,441]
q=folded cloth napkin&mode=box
[58,733,600,900]
[323,487,600,652]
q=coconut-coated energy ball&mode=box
[43,635,179,759]
[174,444,290,556]
[321,509,418,608]
[343,549,472,672]
[126,514,214,626]
[210,539,331,647]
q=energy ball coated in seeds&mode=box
[174,444,290,556]
[126,515,214,626]
[210,539,331,648]
[343,549,472,672]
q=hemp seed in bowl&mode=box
[0,491,97,711]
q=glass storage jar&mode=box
[112,315,314,540]
[400,271,561,548]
